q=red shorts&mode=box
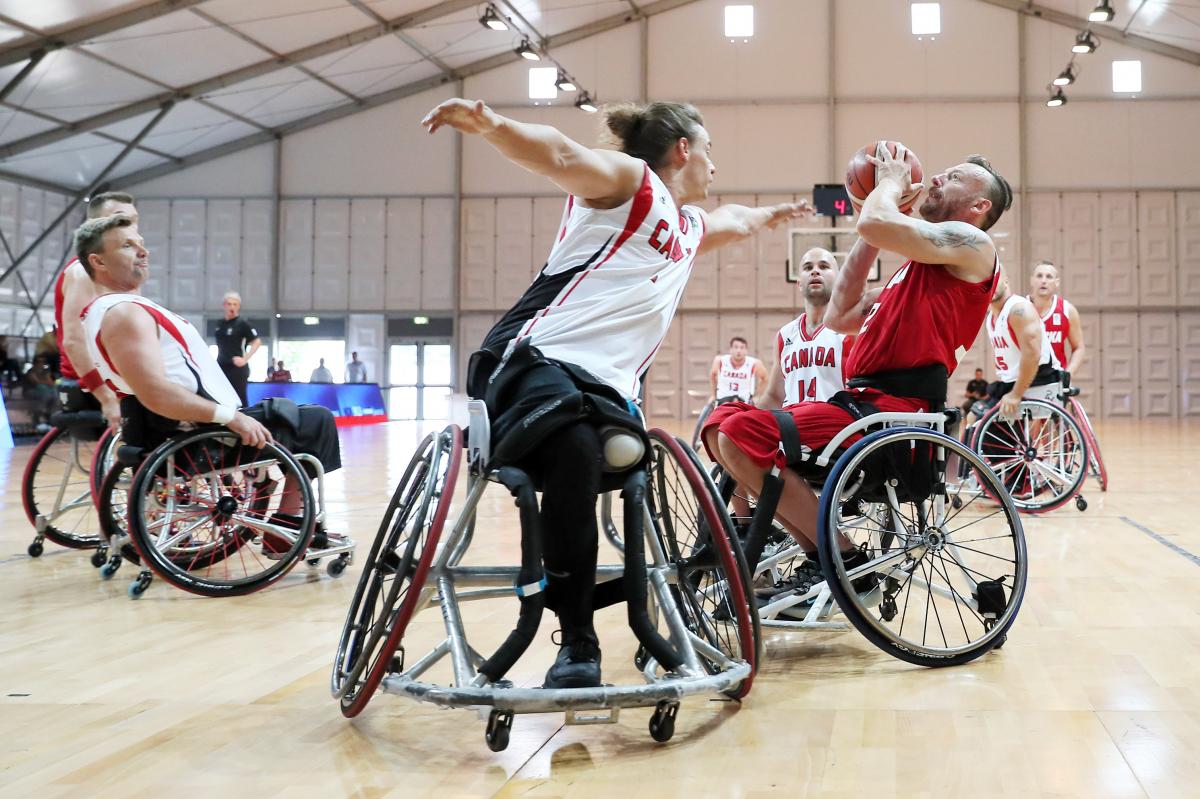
[700,389,929,469]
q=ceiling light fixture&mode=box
[554,70,576,92]
[1088,1,1115,23]
[1046,88,1067,107]
[1053,65,1076,86]
[575,91,598,113]
[479,4,508,31]
[516,38,540,60]
[1072,30,1099,54]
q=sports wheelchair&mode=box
[1064,392,1108,492]
[713,406,1027,665]
[331,400,761,750]
[93,418,354,599]
[958,379,1090,513]
[22,381,119,558]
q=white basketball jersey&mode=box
[481,165,706,398]
[777,314,852,405]
[82,293,241,408]
[986,294,1056,383]
[716,355,759,401]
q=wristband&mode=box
[80,369,104,392]
[211,405,236,425]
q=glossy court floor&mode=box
[1,417,1198,798]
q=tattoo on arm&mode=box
[921,225,984,251]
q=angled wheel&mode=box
[22,424,111,549]
[817,428,1027,667]
[125,429,310,597]
[645,431,760,699]
[690,399,717,452]
[972,399,1088,513]
[1068,396,1107,492]
[332,426,462,717]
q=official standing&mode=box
[213,291,261,405]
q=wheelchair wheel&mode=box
[22,424,112,549]
[125,429,313,597]
[97,461,133,561]
[817,428,1026,667]
[972,399,1088,513]
[89,428,119,508]
[1067,396,1107,492]
[645,430,760,698]
[333,426,462,717]
[690,399,717,452]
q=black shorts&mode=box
[244,402,342,474]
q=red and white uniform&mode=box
[481,164,706,399]
[987,295,1056,383]
[777,313,852,404]
[716,355,759,401]
[81,293,241,407]
[52,258,81,380]
[1030,294,1071,368]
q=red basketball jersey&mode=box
[1031,294,1070,368]
[847,257,999,380]
[53,258,80,380]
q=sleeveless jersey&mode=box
[987,295,1056,383]
[777,313,853,405]
[52,258,83,380]
[847,256,1000,380]
[81,293,241,407]
[1030,294,1071,368]
[716,355,759,401]
[481,164,706,399]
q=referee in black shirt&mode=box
[214,291,261,406]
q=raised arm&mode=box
[422,98,644,206]
[1000,299,1044,416]
[697,202,811,256]
[855,143,995,282]
[824,238,882,333]
[1065,302,1086,375]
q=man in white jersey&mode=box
[1029,260,1085,376]
[973,275,1060,421]
[423,97,810,688]
[74,214,346,555]
[709,337,766,403]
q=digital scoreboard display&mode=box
[812,184,855,217]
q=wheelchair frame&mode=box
[23,421,116,558]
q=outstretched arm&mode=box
[824,238,882,333]
[422,98,644,206]
[697,201,812,255]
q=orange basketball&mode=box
[845,141,924,214]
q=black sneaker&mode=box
[841,547,880,594]
[754,558,823,598]
[543,634,602,689]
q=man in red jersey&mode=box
[1028,260,1085,376]
[55,191,138,430]
[703,143,1011,601]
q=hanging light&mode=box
[515,38,540,61]
[575,91,598,113]
[479,4,508,31]
[1072,30,1098,54]
[554,70,576,92]
[1046,88,1067,107]
[1088,1,1114,23]
[1053,65,1076,86]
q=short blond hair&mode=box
[223,291,242,304]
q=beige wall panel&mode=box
[1180,314,1200,416]
[312,199,349,311]
[240,199,272,312]
[992,193,1021,274]
[459,198,495,311]
[648,0,829,101]
[495,198,533,310]
[717,194,756,309]
[644,319,682,419]
[1178,192,1200,305]
[1071,310,1102,410]
[169,199,205,312]
[385,199,422,310]
[204,199,241,310]
[1138,312,1177,418]
[280,199,313,311]
[754,194,799,312]
[531,197,565,279]
[1058,193,1100,305]
[1099,193,1137,306]
[349,199,386,311]
[421,198,454,311]
[1026,192,1059,272]
[682,198,719,309]
[718,313,757,360]
[1100,312,1137,417]
[1138,192,1177,306]
[681,314,720,419]
[702,105,830,190]
[457,313,496,394]
[462,108,600,195]
[953,330,990,395]
[757,312,793,377]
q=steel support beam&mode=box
[342,0,458,81]
[0,49,46,104]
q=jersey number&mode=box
[996,356,1008,370]
[729,380,740,392]
[805,377,817,400]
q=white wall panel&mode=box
[205,199,242,309]
[279,199,313,311]
[385,199,422,310]
[312,199,350,311]
[239,199,272,312]
[1180,314,1200,417]
[495,198,533,309]
[1059,193,1100,305]
[1138,313,1176,418]
[531,197,564,279]
[681,314,719,419]
[421,198,454,310]
[169,200,205,312]
[349,199,386,311]
[459,198,495,311]
[1138,193,1176,306]
[137,199,170,304]
[644,318,681,419]
[457,313,496,394]
[718,194,755,309]
[1098,193,1137,306]
[1100,312,1137,418]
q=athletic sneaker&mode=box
[543,632,602,689]
[754,558,823,598]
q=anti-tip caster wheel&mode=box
[485,710,513,752]
[27,540,44,558]
[1075,495,1088,512]
[90,549,107,568]
[128,572,152,599]
[100,558,122,580]
[327,557,348,578]
[649,701,678,743]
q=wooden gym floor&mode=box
[1,417,1198,798]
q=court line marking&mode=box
[1119,516,1200,567]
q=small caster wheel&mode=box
[993,632,1008,650]
[27,540,44,558]
[649,701,678,743]
[128,571,152,599]
[485,710,513,752]
[307,559,320,568]
[1075,496,1087,511]
[100,559,121,580]
[90,549,107,568]
[951,494,963,510]
[879,596,898,622]
[327,557,348,578]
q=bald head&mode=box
[799,247,838,305]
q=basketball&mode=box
[845,140,924,213]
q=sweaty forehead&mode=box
[801,247,835,265]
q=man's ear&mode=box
[973,196,993,220]
[87,252,103,276]
[674,136,691,166]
